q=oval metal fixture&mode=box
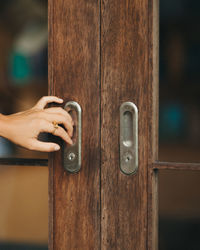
[63,101,82,173]
[120,102,138,175]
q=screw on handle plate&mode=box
[63,101,82,173]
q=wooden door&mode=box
[48,0,158,249]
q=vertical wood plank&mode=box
[148,0,159,248]
[48,0,54,248]
[101,0,149,249]
[48,0,100,249]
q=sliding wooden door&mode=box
[48,0,158,249]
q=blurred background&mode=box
[0,0,48,159]
[159,0,200,163]
[159,0,200,249]
[0,0,200,249]
[0,0,48,249]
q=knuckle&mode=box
[54,127,60,135]
[68,127,72,134]
[58,107,63,113]
[42,96,48,100]
[67,116,72,123]
[60,128,66,137]
[63,111,72,122]
[68,113,73,122]
[57,126,63,134]
[69,122,73,129]
[63,117,69,125]
[57,114,63,121]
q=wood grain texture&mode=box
[48,0,100,249]
[147,168,158,250]
[101,0,149,249]
[48,1,54,249]
[147,0,159,249]
[153,161,200,171]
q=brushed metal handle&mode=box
[120,102,138,175]
[63,101,82,173]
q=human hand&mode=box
[0,96,74,152]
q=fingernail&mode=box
[54,145,60,151]
[59,99,63,102]
[69,139,73,145]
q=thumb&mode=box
[30,139,60,152]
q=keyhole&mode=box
[68,152,76,161]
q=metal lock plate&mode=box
[120,102,138,175]
[63,101,82,173]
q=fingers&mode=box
[30,140,61,152]
[34,96,63,109]
[44,107,73,125]
[43,113,73,137]
[53,126,73,145]
[33,96,74,148]
[41,120,73,145]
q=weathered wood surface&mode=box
[147,0,159,249]
[154,161,200,171]
[101,0,149,249]
[49,0,161,249]
[48,0,100,249]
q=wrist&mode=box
[0,114,9,139]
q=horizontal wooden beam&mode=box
[0,158,48,167]
[153,161,200,171]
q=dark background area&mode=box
[159,0,200,249]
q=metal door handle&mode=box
[120,102,138,175]
[63,101,82,173]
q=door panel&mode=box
[49,0,156,249]
[101,0,149,248]
[48,0,100,249]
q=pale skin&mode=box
[0,96,74,152]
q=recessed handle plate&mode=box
[63,101,82,173]
[120,102,138,175]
